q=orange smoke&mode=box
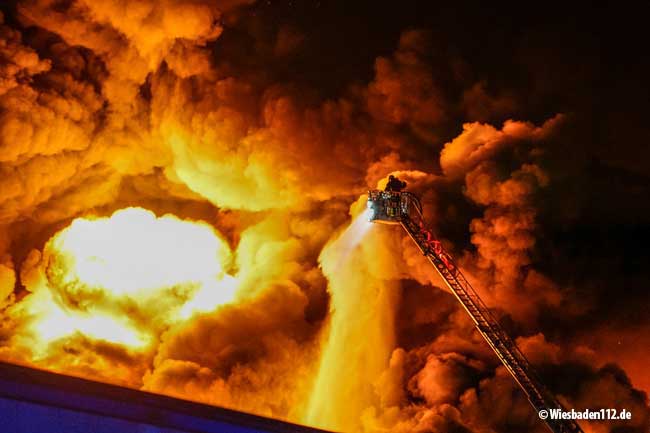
[0,3,648,433]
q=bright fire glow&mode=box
[50,208,231,295]
[27,289,151,351]
[12,208,238,358]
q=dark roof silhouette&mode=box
[0,361,332,433]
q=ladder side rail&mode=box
[399,216,584,433]
[400,218,549,404]
[429,247,565,412]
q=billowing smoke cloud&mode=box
[445,117,566,325]
[0,2,648,433]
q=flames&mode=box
[6,208,238,366]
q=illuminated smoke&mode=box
[0,3,648,433]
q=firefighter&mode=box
[385,175,407,192]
